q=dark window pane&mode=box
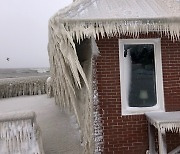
[124,44,157,107]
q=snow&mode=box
[0,95,83,154]
[56,0,180,19]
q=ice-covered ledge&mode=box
[0,111,44,154]
[145,111,180,133]
[0,110,36,122]
[145,111,180,154]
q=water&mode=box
[0,68,50,79]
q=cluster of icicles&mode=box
[0,111,44,154]
[54,0,180,41]
[0,76,49,99]
[159,123,180,133]
[61,19,180,41]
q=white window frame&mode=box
[119,39,165,115]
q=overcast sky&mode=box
[0,0,72,68]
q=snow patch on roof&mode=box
[53,0,180,20]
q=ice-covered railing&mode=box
[0,111,44,154]
[0,76,49,99]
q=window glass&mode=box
[120,39,165,115]
[124,44,157,107]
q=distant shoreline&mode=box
[0,67,50,79]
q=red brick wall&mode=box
[95,33,180,154]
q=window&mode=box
[119,39,165,115]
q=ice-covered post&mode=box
[46,77,53,98]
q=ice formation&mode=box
[0,111,44,154]
[46,77,53,98]
[146,111,180,133]
[48,31,102,153]
[48,0,180,153]
[92,59,103,153]
[0,76,49,99]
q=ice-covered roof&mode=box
[51,0,180,41]
[55,0,180,21]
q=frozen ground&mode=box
[0,95,83,154]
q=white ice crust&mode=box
[0,111,44,154]
[146,111,180,133]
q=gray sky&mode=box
[0,0,72,68]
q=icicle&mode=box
[159,122,180,133]
[62,19,180,43]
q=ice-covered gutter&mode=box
[60,17,180,41]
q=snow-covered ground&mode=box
[0,95,83,154]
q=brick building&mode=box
[48,0,180,153]
[96,34,180,153]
